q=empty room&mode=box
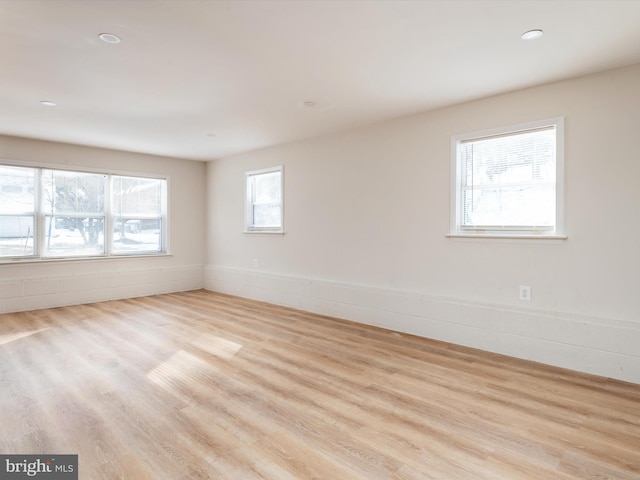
[1,1,639,479]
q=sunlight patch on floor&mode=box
[146,349,216,395]
[190,333,242,360]
[0,327,49,346]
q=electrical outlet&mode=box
[519,285,531,301]
[253,258,259,268]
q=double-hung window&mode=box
[111,176,166,254]
[42,169,106,257]
[0,162,167,261]
[245,166,283,233]
[0,165,36,257]
[450,117,564,238]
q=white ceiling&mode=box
[2,0,640,162]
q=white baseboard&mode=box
[205,265,640,385]
[0,265,204,314]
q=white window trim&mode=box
[244,165,284,234]
[109,174,169,255]
[0,159,170,263]
[449,117,566,240]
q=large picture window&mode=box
[450,118,564,238]
[0,163,167,261]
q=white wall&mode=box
[206,63,640,384]
[0,135,206,312]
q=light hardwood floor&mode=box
[0,290,638,479]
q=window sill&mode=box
[0,253,172,265]
[447,233,567,242]
[243,230,285,236]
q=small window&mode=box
[245,166,283,233]
[450,117,564,238]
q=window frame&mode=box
[0,165,38,257]
[449,117,566,239]
[110,175,168,256]
[244,165,284,234]
[41,168,108,258]
[0,160,169,262]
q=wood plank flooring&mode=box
[1,289,639,479]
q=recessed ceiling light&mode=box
[297,98,332,110]
[521,29,543,40]
[99,33,121,44]
[40,100,56,107]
